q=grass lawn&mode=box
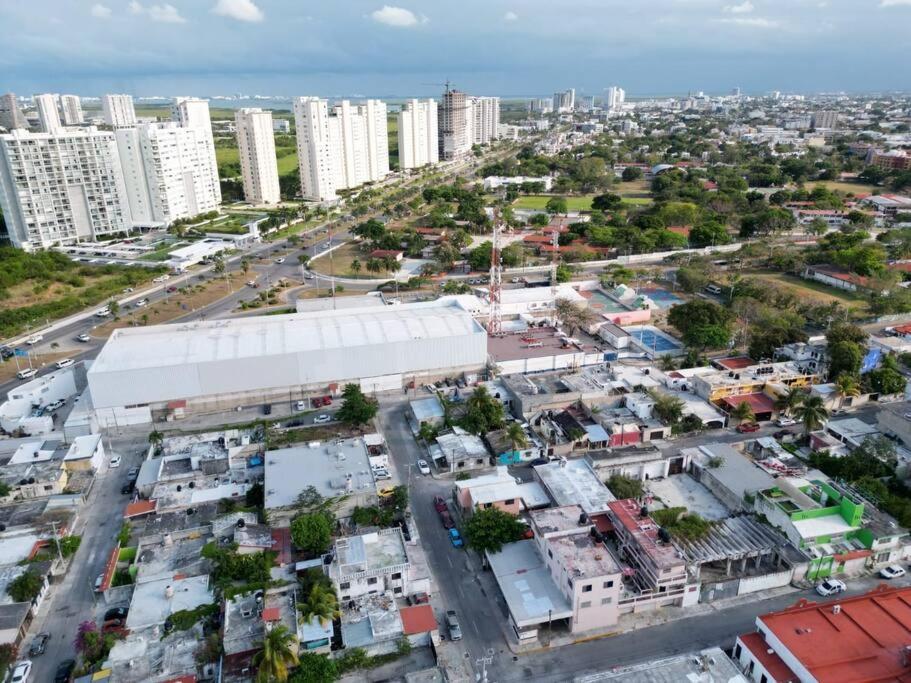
[512,195,597,211]
[804,180,880,197]
[309,242,394,278]
[744,271,869,309]
[276,149,298,175]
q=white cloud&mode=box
[129,2,186,23]
[504,11,519,21]
[370,5,425,27]
[880,0,911,6]
[90,3,112,18]
[717,16,778,27]
[724,1,754,13]
[211,0,264,22]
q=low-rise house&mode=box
[487,505,623,642]
[484,423,546,465]
[533,459,616,515]
[588,443,691,482]
[453,467,549,515]
[125,575,214,631]
[430,428,490,473]
[328,528,410,602]
[877,400,911,448]
[222,585,300,679]
[63,434,105,471]
[803,265,873,293]
[408,396,445,429]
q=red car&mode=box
[737,422,761,433]
[433,496,448,514]
[440,510,455,529]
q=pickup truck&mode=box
[446,610,462,641]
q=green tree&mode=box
[774,387,806,417]
[591,193,623,212]
[607,475,644,499]
[649,390,685,425]
[108,299,120,318]
[835,374,861,409]
[254,624,299,683]
[622,166,644,182]
[463,507,526,556]
[729,401,755,424]
[659,354,678,371]
[417,421,438,444]
[350,259,361,276]
[794,394,829,435]
[298,254,310,267]
[289,654,338,683]
[336,383,378,426]
[674,267,709,293]
[0,644,17,679]
[826,322,868,347]
[290,513,333,556]
[869,365,906,395]
[298,582,339,628]
[667,300,733,350]
[828,341,863,380]
[459,386,505,434]
[545,196,568,215]
[555,298,596,336]
[505,421,529,452]
[7,571,42,603]
[241,258,251,275]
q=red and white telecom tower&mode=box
[488,210,503,336]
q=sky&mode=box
[2,0,911,99]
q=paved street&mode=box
[25,435,148,682]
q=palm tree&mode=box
[773,387,806,417]
[254,624,298,683]
[648,390,685,424]
[659,354,678,372]
[297,583,339,628]
[350,259,361,277]
[794,394,829,435]
[241,258,250,275]
[835,374,861,410]
[366,258,383,275]
[418,421,438,444]
[729,401,755,424]
[506,421,529,453]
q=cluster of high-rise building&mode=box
[0,93,221,250]
[437,88,501,161]
[553,88,576,113]
[605,86,625,111]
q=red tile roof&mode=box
[271,527,292,566]
[261,607,281,622]
[721,392,776,414]
[124,500,157,518]
[739,632,798,682]
[400,605,437,635]
[757,586,911,683]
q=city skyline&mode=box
[3,1,911,97]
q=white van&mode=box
[705,284,722,295]
[17,368,37,380]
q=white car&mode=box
[109,454,122,468]
[56,358,74,369]
[775,416,796,427]
[17,368,37,381]
[313,414,331,424]
[417,459,431,475]
[295,400,307,411]
[25,334,43,345]
[275,257,285,264]
[95,308,110,317]
[880,564,906,579]
[94,574,104,592]
[76,333,91,343]
[815,578,846,597]
[372,468,391,480]
[10,660,32,683]
[135,298,149,308]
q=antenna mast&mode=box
[488,211,503,336]
[550,226,560,307]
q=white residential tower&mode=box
[397,99,438,170]
[102,94,137,127]
[235,108,281,205]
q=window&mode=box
[582,584,593,593]
[760,675,768,683]
[580,601,592,609]
[734,644,742,660]
[548,549,553,559]
[339,582,350,590]
[603,580,614,588]
[393,587,402,594]
[367,577,378,585]
[504,499,515,505]
[391,572,401,580]
[601,597,612,605]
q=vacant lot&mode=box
[217,142,297,179]
[0,249,167,340]
[309,242,388,278]
[512,195,597,211]
[804,181,880,197]
[744,271,869,310]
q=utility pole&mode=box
[48,520,65,565]
[488,210,503,336]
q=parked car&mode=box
[127,466,140,478]
[54,659,75,683]
[45,399,65,412]
[773,429,794,440]
[263,404,272,416]
[26,334,43,345]
[76,333,91,343]
[104,607,129,622]
[109,455,122,468]
[737,422,761,433]
[135,298,149,307]
[528,457,549,467]
[433,496,448,514]
[372,468,391,480]
[0,346,13,359]
[17,368,37,381]
[880,564,906,579]
[11,661,32,683]
[446,611,462,641]
[440,510,455,529]
[28,633,50,656]
[313,414,331,424]
[417,459,431,475]
[815,579,846,597]
[775,416,796,427]
[448,528,464,548]
[121,480,135,495]
[94,574,105,591]
[295,400,307,411]
[55,358,74,369]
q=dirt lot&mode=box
[742,270,869,310]
[91,271,251,338]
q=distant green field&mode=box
[512,195,596,211]
[277,150,298,175]
[217,146,298,177]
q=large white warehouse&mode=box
[86,300,487,422]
